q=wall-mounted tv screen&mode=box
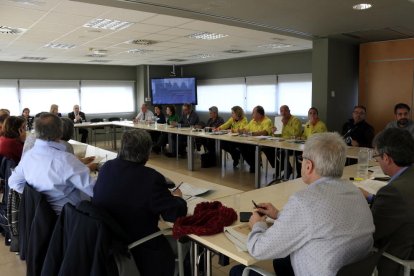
[151,77,197,105]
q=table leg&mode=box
[203,248,212,276]
[255,145,261,189]
[215,139,221,166]
[284,148,289,180]
[188,135,194,171]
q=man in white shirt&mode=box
[134,103,154,122]
[9,113,96,214]
[231,132,375,276]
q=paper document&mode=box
[368,166,389,178]
[274,116,283,135]
[353,179,387,195]
[178,182,211,196]
[224,223,251,252]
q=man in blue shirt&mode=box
[9,113,96,214]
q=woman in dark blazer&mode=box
[92,129,187,276]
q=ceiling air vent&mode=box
[127,39,158,46]
[0,26,27,34]
[21,56,47,60]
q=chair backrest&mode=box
[108,117,120,122]
[41,201,130,276]
[90,118,103,123]
[336,248,386,276]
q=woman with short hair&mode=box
[0,116,26,163]
[92,129,187,276]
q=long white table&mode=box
[75,121,366,189]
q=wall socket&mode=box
[145,97,151,102]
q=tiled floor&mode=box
[0,140,278,275]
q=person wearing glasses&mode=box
[360,128,414,275]
[230,133,374,276]
[341,105,374,148]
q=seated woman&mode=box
[22,107,34,130]
[0,116,26,163]
[153,105,179,153]
[302,107,327,139]
[216,105,248,168]
[92,129,187,276]
[295,107,328,176]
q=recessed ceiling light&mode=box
[224,49,245,54]
[0,25,27,34]
[257,43,292,49]
[126,49,154,54]
[83,18,133,31]
[125,39,158,46]
[187,32,228,40]
[352,3,373,10]
[44,43,76,49]
[190,53,214,59]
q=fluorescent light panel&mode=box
[187,32,228,40]
[44,43,76,49]
[126,49,154,54]
[257,43,292,49]
[352,3,373,10]
[83,18,133,31]
[190,53,214,59]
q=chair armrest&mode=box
[242,265,276,276]
[382,252,414,269]
[128,228,171,250]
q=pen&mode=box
[173,182,183,192]
[349,177,364,181]
[252,200,259,208]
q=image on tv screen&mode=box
[151,77,197,105]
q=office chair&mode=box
[382,252,414,276]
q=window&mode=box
[20,80,80,115]
[0,80,19,115]
[277,74,312,116]
[80,81,134,114]
[197,78,245,112]
[246,75,277,113]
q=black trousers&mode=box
[78,128,88,143]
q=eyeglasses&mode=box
[297,155,311,162]
[371,153,382,161]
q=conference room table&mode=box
[75,121,367,189]
[187,161,383,276]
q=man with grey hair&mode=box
[231,133,375,276]
[9,113,96,214]
[134,103,154,122]
[93,129,186,275]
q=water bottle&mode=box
[356,148,369,179]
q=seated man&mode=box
[92,129,187,276]
[68,104,88,143]
[231,133,374,276]
[342,105,374,147]
[360,128,414,275]
[278,105,303,178]
[385,102,414,138]
[166,103,200,157]
[9,113,96,214]
[134,103,154,123]
[239,105,274,173]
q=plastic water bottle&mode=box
[357,148,369,179]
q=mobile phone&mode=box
[239,212,252,222]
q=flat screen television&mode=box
[151,77,197,105]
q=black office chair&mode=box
[0,156,16,246]
[336,247,387,276]
[90,118,108,146]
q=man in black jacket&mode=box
[342,105,374,148]
[68,105,88,143]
